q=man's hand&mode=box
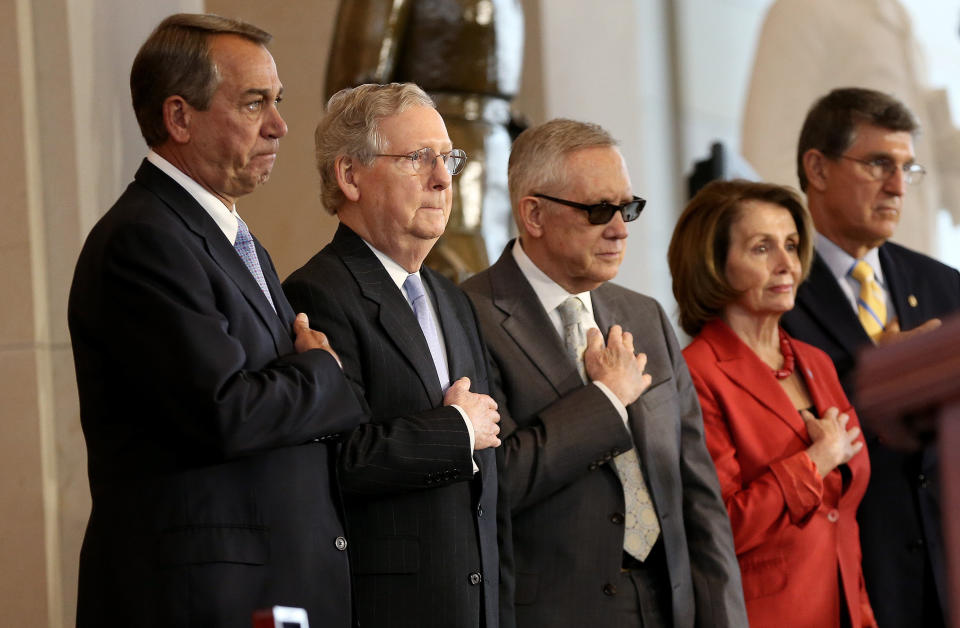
[583,325,652,406]
[875,317,941,346]
[444,377,501,450]
[293,313,343,367]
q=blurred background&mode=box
[3,0,959,624]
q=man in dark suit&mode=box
[782,87,960,627]
[283,83,502,628]
[67,14,366,628]
[461,119,746,628]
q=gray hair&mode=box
[314,82,436,214]
[508,118,618,228]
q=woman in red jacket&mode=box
[668,180,876,627]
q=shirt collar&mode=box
[147,150,241,244]
[511,238,595,318]
[362,240,422,294]
[815,232,885,287]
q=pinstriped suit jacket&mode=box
[283,224,499,628]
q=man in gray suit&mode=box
[462,119,746,628]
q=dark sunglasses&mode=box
[533,193,646,225]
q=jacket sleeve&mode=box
[75,220,366,459]
[283,270,476,496]
[655,311,747,627]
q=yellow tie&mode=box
[850,261,887,341]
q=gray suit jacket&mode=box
[461,244,746,628]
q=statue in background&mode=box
[325,0,525,282]
[741,0,960,258]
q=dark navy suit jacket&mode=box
[69,160,365,627]
[782,241,960,626]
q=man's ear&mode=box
[162,95,192,144]
[517,196,545,238]
[335,155,361,202]
[803,149,830,192]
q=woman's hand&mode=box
[802,407,863,477]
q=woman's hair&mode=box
[668,179,813,336]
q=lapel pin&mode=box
[908,295,918,307]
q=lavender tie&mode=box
[403,274,450,391]
[233,216,275,312]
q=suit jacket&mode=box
[460,245,746,628]
[782,243,960,626]
[282,224,499,628]
[68,161,365,628]
[684,319,875,627]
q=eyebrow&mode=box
[243,86,284,99]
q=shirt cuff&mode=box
[592,381,629,425]
[450,403,479,474]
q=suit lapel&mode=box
[880,243,921,329]
[332,225,444,407]
[134,161,291,351]
[795,252,869,356]
[703,320,810,443]
[487,250,584,395]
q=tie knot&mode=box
[850,260,875,284]
[403,273,427,305]
[557,297,585,328]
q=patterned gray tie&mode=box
[557,297,661,561]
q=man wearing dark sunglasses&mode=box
[462,118,746,628]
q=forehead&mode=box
[847,123,914,158]
[379,106,450,151]
[558,146,632,198]
[208,34,280,94]
[731,201,797,238]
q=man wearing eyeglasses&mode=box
[461,119,746,628]
[283,82,501,628]
[782,87,960,628]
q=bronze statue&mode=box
[325,0,525,282]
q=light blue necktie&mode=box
[403,274,450,391]
[234,216,276,312]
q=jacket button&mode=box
[918,473,928,488]
[826,509,839,523]
[334,536,348,551]
[610,512,624,525]
[477,505,484,518]
[469,572,482,585]
[588,463,598,471]
[602,583,617,596]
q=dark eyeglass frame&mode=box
[533,193,646,225]
[374,147,468,176]
[832,154,926,185]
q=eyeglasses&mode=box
[533,193,646,225]
[834,154,926,185]
[374,147,468,176]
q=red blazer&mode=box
[683,319,876,628]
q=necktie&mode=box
[557,297,660,560]
[849,260,886,341]
[234,216,276,312]
[403,274,451,391]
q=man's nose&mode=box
[883,165,907,196]
[263,102,288,139]
[428,154,452,190]
[604,209,629,238]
